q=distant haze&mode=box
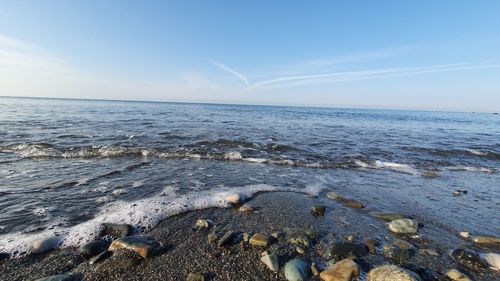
[1,1,500,112]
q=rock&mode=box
[239,204,255,213]
[284,259,310,281]
[218,230,235,247]
[311,205,326,216]
[449,248,487,270]
[101,223,132,238]
[89,250,112,265]
[35,274,74,281]
[388,219,418,234]
[393,239,415,250]
[326,242,368,259]
[208,232,219,243]
[382,245,412,264]
[446,269,471,281]
[452,191,461,196]
[250,233,270,247]
[296,247,305,254]
[225,193,243,204]
[481,252,500,271]
[0,252,10,261]
[471,235,500,245]
[459,232,470,239]
[327,192,342,200]
[346,235,354,242]
[79,240,108,258]
[194,218,216,228]
[363,239,380,255]
[344,200,364,209]
[30,236,59,254]
[108,236,160,258]
[419,248,439,256]
[311,262,319,276]
[320,259,359,281]
[367,265,421,281]
[95,255,140,272]
[261,252,279,272]
[369,212,406,222]
[187,273,205,281]
[243,232,251,242]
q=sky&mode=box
[1,1,500,112]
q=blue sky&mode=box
[1,1,500,112]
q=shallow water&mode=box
[0,97,499,256]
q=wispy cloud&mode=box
[209,59,249,87]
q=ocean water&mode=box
[0,97,499,257]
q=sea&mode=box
[0,97,499,257]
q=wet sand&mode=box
[0,191,498,281]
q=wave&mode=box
[354,159,418,175]
[404,146,500,160]
[0,183,326,258]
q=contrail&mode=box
[209,59,249,87]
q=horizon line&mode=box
[1,95,497,115]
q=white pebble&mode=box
[481,252,500,271]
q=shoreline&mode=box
[1,191,498,281]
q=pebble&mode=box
[218,230,235,247]
[382,245,412,264]
[446,269,471,281]
[208,232,219,243]
[296,246,305,254]
[363,239,380,255]
[471,235,500,245]
[187,273,205,281]
[284,258,310,281]
[393,239,415,250]
[0,252,9,261]
[326,242,368,259]
[249,233,270,247]
[194,219,216,228]
[481,252,500,271]
[30,236,59,254]
[89,250,112,265]
[346,235,354,242]
[260,252,279,272]
[108,236,160,258]
[369,212,406,222]
[452,191,461,196]
[388,219,418,234]
[242,232,251,242]
[225,193,243,204]
[367,265,421,281]
[289,237,311,248]
[327,192,342,200]
[35,274,74,281]
[319,258,359,281]
[311,262,319,276]
[79,240,108,258]
[101,223,132,238]
[459,232,470,239]
[343,200,364,209]
[238,204,255,213]
[449,248,487,270]
[311,205,326,216]
[419,248,439,256]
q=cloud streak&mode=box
[209,59,249,87]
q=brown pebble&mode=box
[363,238,380,255]
[344,200,364,209]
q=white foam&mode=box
[243,157,267,163]
[443,165,493,173]
[0,184,281,257]
[354,159,418,175]
[224,151,243,160]
[466,149,488,156]
[353,159,370,168]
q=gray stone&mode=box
[471,235,500,245]
[481,252,500,271]
[108,236,160,258]
[311,205,326,216]
[101,223,132,238]
[326,242,368,259]
[30,236,60,254]
[89,250,112,265]
[367,265,421,281]
[79,240,108,258]
[239,204,255,213]
[284,258,310,281]
[446,269,471,281]
[218,230,235,247]
[382,245,412,264]
[194,218,216,228]
[388,219,418,234]
[261,253,279,272]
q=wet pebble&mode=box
[194,218,216,228]
[108,236,160,258]
[79,239,108,258]
[471,235,500,245]
[446,269,471,281]
[363,238,380,255]
[217,230,235,247]
[388,219,418,234]
[343,200,364,209]
[369,212,406,222]
[30,236,59,254]
[481,252,500,271]
[311,205,326,216]
[459,232,470,239]
[326,242,368,259]
[249,233,269,247]
[238,204,255,213]
[382,245,412,264]
[101,223,132,238]
[327,192,342,200]
[225,193,243,204]
[319,258,359,281]
[367,265,421,281]
[89,250,112,265]
[187,273,205,281]
[284,258,310,281]
[449,248,487,270]
[260,252,279,272]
